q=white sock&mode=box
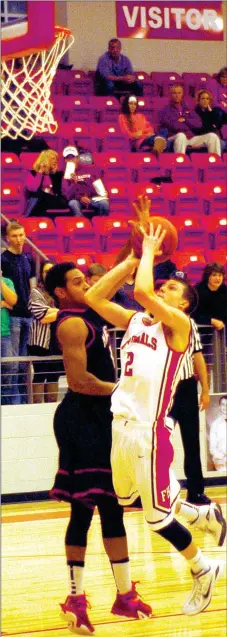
[111,558,131,594]
[67,561,84,596]
[188,549,210,575]
[178,500,200,524]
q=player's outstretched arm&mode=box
[85,254,139,329]
[58,317,115,395]
[134,222,190,335]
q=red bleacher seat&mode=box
[106,183,129,214]
[1,182,23,214]
[19,153,39,170]
[134,71,157,96]
[137,154,161,182]
[29,218,60,253]
[1,153,24,182]
[159,154,194,181]
[94,123,129,153]
[128,183,169,216]
[173,217,207,251]
[92,216,130,252]
[190,153,226,182]
[54,217,96,253]
[175,251,206,283]
[58,122,95,154]
[93,252,117,270]
[197,182,227,215]
[53,96,93,123]
[205,214,227,250]
[162,183,202,216]
[91,96,120,123]
[59,253,94,270]
[53,70,93,96]
[182,72,212,96]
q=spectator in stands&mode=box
[208,396,227,472]
[119,95,167,153]
[86,263,107,286]
[208,67,227,112]
[95,38,142,97]
[1,221,36,404]
[159,84,221,155]
[1,274,18,405]
[193,263,227,369]
[28,261,63,403]
[24,150,68,216]
[61,146,109,217]
[195,90,227,152]
[193,263,227,331]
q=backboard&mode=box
[1,0,55,59]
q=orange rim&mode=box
[1,24,72,62]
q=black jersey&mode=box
[56,306,115,383]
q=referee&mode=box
[169,314,211,505]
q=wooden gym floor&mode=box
[2,487,226,637]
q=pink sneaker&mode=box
[111,582,152,620]
[60,594,95,634]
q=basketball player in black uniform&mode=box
[45,262,152,635]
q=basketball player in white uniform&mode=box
[85,195,226,616]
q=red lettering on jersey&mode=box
[151,337,157,351]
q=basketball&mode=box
[131,216,178,264]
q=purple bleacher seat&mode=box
[90,96,120,123]
[53,96,93,123]
[134,71,157,96]
[182,72,212,97]
[57,122,95,154]
[151,72,182,96]
[94,123,129,152]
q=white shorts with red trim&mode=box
[111,417,180,531]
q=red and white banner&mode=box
[116,1,224,40]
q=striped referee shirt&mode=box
[28,287,52,349]
[179,318,203,381]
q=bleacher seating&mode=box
[2,68,227,283]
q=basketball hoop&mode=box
[1,25,74,140]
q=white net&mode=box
[1,28,74,140]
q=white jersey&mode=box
[111,312,189,425]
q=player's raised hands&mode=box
[131,193,151,233]
[140,222,167,257]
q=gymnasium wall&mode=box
[55,0,227,74]
[2,403,207,496]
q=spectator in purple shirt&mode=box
[159,84,221,155]
[61,146,109,217]
[95,38,142,97]
[207,67,227,113]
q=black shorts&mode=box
[50,389,116,503]
[29,345,64,383]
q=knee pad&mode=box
[97,497,126,539]
[65,500,94,547]
[156,518,192,552]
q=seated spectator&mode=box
[62,146,109,217]
[208,67,227,112]
[192,262,227,367]
[195,90,227,151]
[1,274,18,405]
[28,261,63,403]
[1,221,36,404]
[119,95,167,153]
[86,263,107,286]
[95,38,142,97]
[208,395,227,472]
[24,150,68,216]
[159,84,221,155]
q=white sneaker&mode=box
[190,503,226,546]
[183,560,224,616]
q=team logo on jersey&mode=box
[142,317,153,327]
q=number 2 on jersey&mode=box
[124,351,134,377]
